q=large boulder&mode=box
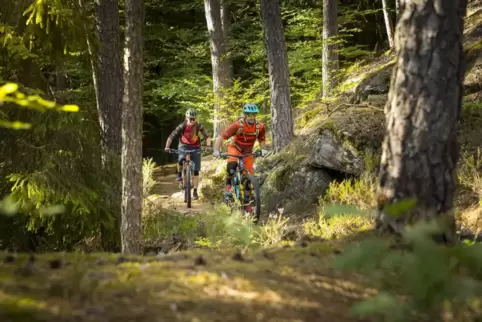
[256,153,332,215]
[309,131,364,175]
[257,104,387,216]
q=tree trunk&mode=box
[95,0,123,251]
[381,0,394,48]
[322,0,339,98]
[121,0,144,255]
[221,0,233,84]
[204,0,230,139]
[376,0,468,242]
[260,0,293,152]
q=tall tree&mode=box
[95,0,123,250]
[381,0,394,48]
[204,0,231,139]
[322,0,339,98]
[121,0,145,254]
[221,0,233,83]
[376,0,468,242]
[260,0,294,152]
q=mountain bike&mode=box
[166,148,201,208]
[220,150,263,224]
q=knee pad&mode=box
[226,161,238,176]
[193,171,199,176]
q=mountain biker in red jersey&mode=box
[212,103,270,201]
[165,108,211,200]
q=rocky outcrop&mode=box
[256,120,378,214]
[309,131,364,175]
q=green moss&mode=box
[0,236,383,322]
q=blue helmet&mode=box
[242,103,259,114]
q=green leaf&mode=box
[384,197,417,217]
[350,293,406,321]
[38,204,66,216]
[0,120,32,130]
[0,83,19,100]
[0,195,19,216]
[59,104,80,112]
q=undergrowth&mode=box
[142,204,292,252]
[335,219,482,321]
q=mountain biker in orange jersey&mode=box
[213,103,270,201]
[165,108,211,200]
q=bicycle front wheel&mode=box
[243,173,261,224]
[185,166,192,208]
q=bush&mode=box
[334,220,482,321]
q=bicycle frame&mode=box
[167,148,201,187]
[221,151,260,205]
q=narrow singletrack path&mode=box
[149,156,216,215]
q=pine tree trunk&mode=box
[376,0,468,242]
[121,0,144,255]
[381,0,394,48]
[96,0,123,251]
[322,0,339,98]
[260,0,294,153]
[221,0,233,84]
[204,0,230,139]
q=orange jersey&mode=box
[221,119,266,153]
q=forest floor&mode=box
[0,233,379,322]
[0,157,381,322]
[1,158,481,321]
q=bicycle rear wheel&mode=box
[185,166,192,208]
[242,173,261,224]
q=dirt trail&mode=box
[149,156,216,215]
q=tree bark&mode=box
[121,0,144,255]
[260,0,293,152]
[95,0,123,168]
[204,0,230,140]
[221,0,233,84]
[376,0,468,242]
[381,0,394,48]
[322,0,339,98]
[95,0,123,251]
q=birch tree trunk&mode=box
[121,0,144,255]
[204,0,230,139]
[322,0,339,98]
[376,0,468,243]
[260,0,294,152]
[381,0,394,48]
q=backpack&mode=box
[235,118,261,138]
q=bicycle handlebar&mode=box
[167,149,202,154]
[220,150,262,159]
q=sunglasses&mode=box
[188,118,196,122]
